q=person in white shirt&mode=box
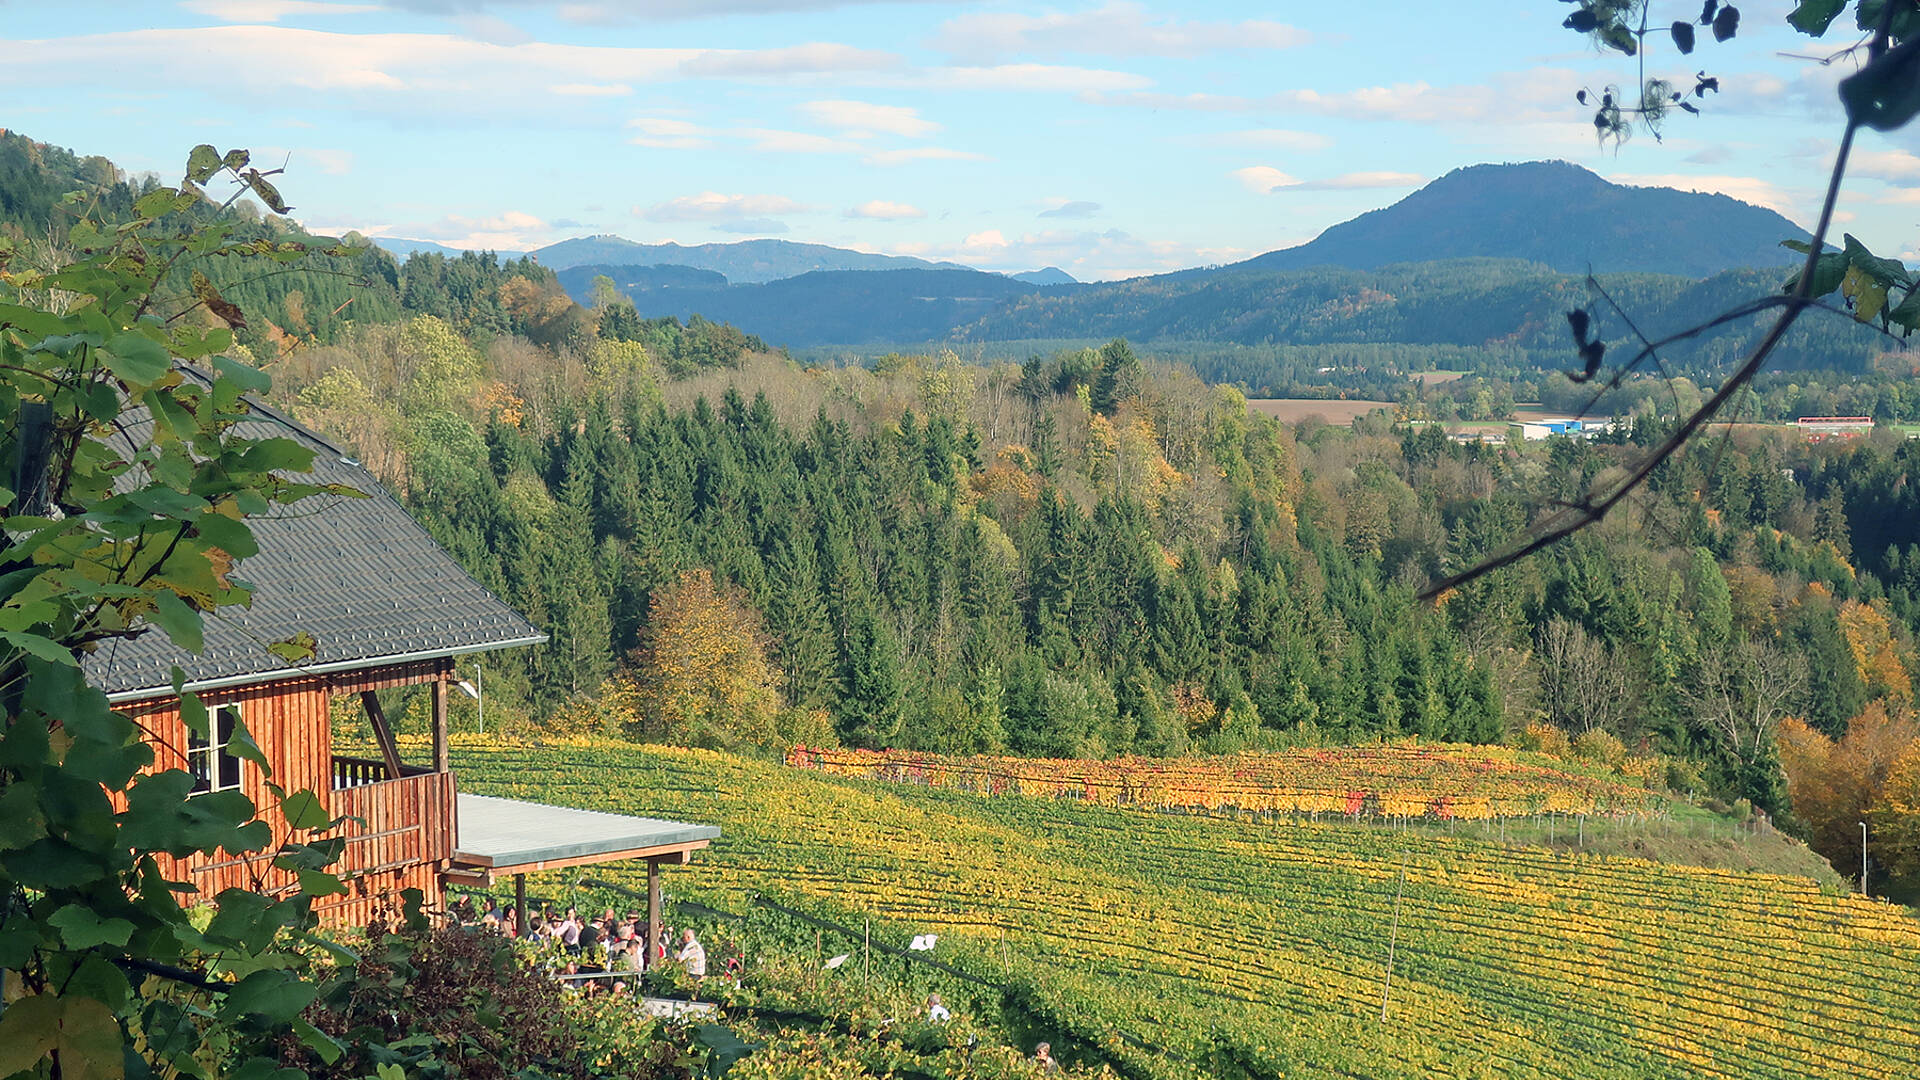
[676,928,707,978]
[925,994,950,1022]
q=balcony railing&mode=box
[332,754,435,789]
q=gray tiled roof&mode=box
[82,375,543,700]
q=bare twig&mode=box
[1420,117,1864,601]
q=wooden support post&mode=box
[431,678,450,773]
[361,691,404,779]
[647,858,663,971]
[515,873,529,938]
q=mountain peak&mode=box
[1237,160,1805,279]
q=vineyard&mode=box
[444,736,1920,1079]
[784,743,1668,820]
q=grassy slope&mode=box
[443,737,1920,1080]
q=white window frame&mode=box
[187,704,245,795]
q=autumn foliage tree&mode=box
[1779,703,1919,884]
[632,567,784,751]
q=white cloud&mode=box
[625,117,978,165]
[963,229,1009,251]
[799,99,938,137]
[453,14,531,44]
[742,127,866,154]
[551,82,633,96]
[935,2,1309,62]
[680,42,899,78]
[847,200,927,220]
[1608,172,1800,217]
[349,209,553,251]
[181,0,377,21]
[923,63,1151,93]
[259,146,354,175]
[897,226,1261,281]
[1232,166,1298,193]
[1851,148,1920,182]
[863,146,986,166]
[1084,67,1589,126]
[1038,199,1101,219]
[0,26,900,109]
[1274,170,1425,192]
[629,116,709,148]
[1207,128,1333,151]
[386,0,950,20]
[639,192,812,222]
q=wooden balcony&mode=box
[330,763,456,878]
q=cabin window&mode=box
[188,704,244,795]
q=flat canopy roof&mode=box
[452,793,720,879]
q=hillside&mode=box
[531,235,964,280]
[449,737,1920,1079]
[953,259,1887,374]
[1235,161,1808,278]
[564,265,1069,345]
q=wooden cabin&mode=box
[85,387,716,929]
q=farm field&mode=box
[444,737,1920,1080]
[1245,398,1395,424]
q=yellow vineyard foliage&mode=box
[444,738,1920,1080]
[785,743,1667,820]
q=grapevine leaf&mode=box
[1711,3,1740,40]
[49,904,136,949]
[1672,20,1696,53]
[0,995,61,1078]
[1788,0,1845,35]
[102,332,172,386]
[244,170,292,214]
[0,630,78,666]
[185,145,222,184]
[152,592,204,654]
[1840,36,1920,131]
[281,789,329,831]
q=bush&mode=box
[1519,721,1571,757]
[290,906,686,1080]
[1571,729,1627,768]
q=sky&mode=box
[7,0,1920,280]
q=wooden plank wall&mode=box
[117,670,457,927]
[121,677,334,905]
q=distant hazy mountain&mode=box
[373,237,524,260]
[574,267,1068,345]
[559,263,730,296]
[1234,161,1807,279]
[1012,266,1077,285]
[531,236,965,282]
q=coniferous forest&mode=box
[10,126,1920,882]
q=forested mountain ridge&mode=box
[563,264,1071,345]
[0,129,774,370]
[955,258,1890,373]
[1232,160,1808,277]
[531,235,966,280]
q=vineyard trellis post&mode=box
[1381,859,1406,1023]
[864,918,872,985]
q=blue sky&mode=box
[7,0,1918,279]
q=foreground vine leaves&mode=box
[0,147,368,1080]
